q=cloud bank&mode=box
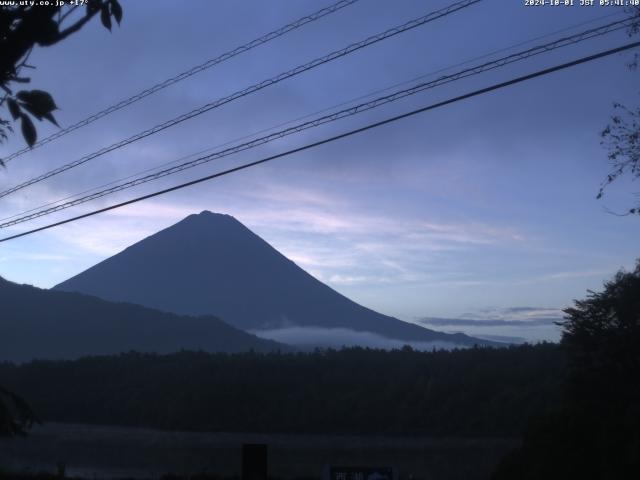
[251,326,464,351]
[418,306,564,344]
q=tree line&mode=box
[0,343,564,437]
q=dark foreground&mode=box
[0,423,519,480]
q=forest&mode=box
[0,344,564,437]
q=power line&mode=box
[1,10,625,225]
[0,0,482,199]
[1,0,360,164]
[0,20,629,228]
[0,17,632,229]
[1,40,638,244]
[1,18,633,226]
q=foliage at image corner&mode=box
[0,0,123,163]
[0,385,41,437]
[492,260,640,479]
[0,0,123,438]
[599,6,640,215]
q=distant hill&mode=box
[0,276,286,363]
[55,211,495,348]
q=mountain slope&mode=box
[0,276,286,362]
[55,211,492,347]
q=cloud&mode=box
[420,317,559,327]
[421,306,565,328]
[220,184,529,287]
[240,192,524,245]
[460,306,566,321]
[11,202,199,257]
[103,202,196,222]
[538,270,613,281]
[251,326,465,351]
[417,306,565,344]
[327,274,396,285]
[26,181,527,289]
[0,253,71,262]
[45,220,154,256]
[471,334,528,344]
[502,306,550,314]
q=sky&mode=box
[1,0,639,343]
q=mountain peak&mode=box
[179,210,243,229]
[183,210,235,222]
[198,210,230,218]
[55,212,495,348]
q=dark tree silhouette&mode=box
[562,259,640,398]
[560,261,640,478]
[0,344,565,436]
[0,0,122,436]
[598,7,640,215]
[0,386,40,437]
[493,262,640,479]
[0,0,122,159]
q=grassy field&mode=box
[0,423,518,480]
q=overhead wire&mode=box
[1,0,361,163]
[1,40,638,243]
[0,0,483,199]
[1,8,625,224]
[1,8,624,218]
[0,16,633,229]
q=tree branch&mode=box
[54,7,101,43]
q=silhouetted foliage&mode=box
[0,344,564,437]
[0,385,40,437]
[493,262,640,479]
[627,6,640,70]
[599,7,640,214]
[600,101,640,215]
[0,1,123,432]
[0,0,122,157]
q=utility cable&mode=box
[0,17,632,229]
[1,8,625,224]
[1,0,360,163]
[1,40,638,243]
[0,0,482,198]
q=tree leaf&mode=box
[42,112,59,127]
[110,0,123,24]
[20,114,37,147]
[7,98,21,120]
[16,90,57,112]
[100,4,112,31]
[86,0,101,14]
[16,90,58,121]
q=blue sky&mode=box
[1,0,639,342]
